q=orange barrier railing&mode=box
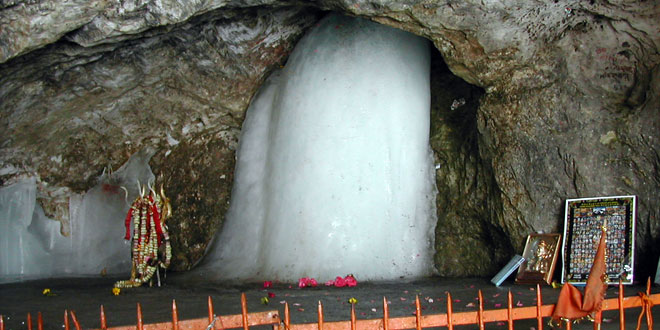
[1,279,656,330]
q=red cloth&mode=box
[124,207,134,240]
[552,227,608,321]
[149,196,163,244]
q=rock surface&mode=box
[1,0,659,278]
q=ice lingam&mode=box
[202,14,437,282]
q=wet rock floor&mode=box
[0,275,657,330]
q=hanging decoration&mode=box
[114,181,172,289]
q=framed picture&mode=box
[515,234,561,285]
[561,195,636,285]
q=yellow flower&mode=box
[348,297,358,304]
[112,287,121,296]
[42,288,51,295]
[261,297,269,305]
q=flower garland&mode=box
[115,184,172,289]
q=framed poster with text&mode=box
[561,195,636,285]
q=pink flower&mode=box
[344,274,357,287]
[298,277,318,288]
[268,292,276,298]
[323,275,357,287]
[263,281,272,289]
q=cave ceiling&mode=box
[1,0,659,277]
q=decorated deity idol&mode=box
[114,181,172,288]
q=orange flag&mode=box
[552,227,608,322]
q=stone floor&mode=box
[0,275,657,330]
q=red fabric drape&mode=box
[124,208,134,240]
[552,227,608,321]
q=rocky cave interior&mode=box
[1,1,659,284]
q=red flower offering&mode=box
[333,276,346,287]
[344,274,357,287]
[298,277,318,288]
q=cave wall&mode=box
[1,1,659,278]
[0,4,323,271]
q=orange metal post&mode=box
[0,314,4,330]
[507,291,513,330]
[38,312,43,330]
[593,311,602,330]
[137,303,144,330]
[350,304,356,330]
[64,310,69,330]
[317,301,324,330]
[172,300,179,330]
[618,280,624,330]
[645,278,653,330]
[100,305,107,330]
[414,296,421,330]
[536,284,543,330]
[208,296,215,325]
[382,297,389,330]
[284,303,291,330]
[477,290,485,330]
[446,292,454,330]
[241,293,249,330]
[70,310,81,330]
[27,312,33,330]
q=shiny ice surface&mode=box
[202,14,436,282]
[0,150,154,282]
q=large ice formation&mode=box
[202,14,437,282]
[0,149,155,282]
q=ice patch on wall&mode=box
[0,149,155,282]
[201,14,437,282]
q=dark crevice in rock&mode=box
[429,47,512,276]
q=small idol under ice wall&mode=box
[202,14,437,282]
